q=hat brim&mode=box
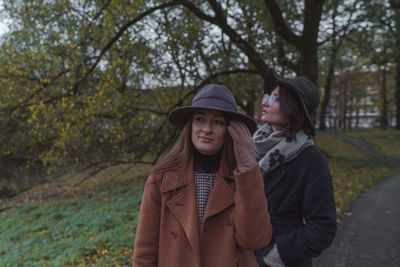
[264,69,316,136]
[168,106,258,134]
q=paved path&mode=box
[313,172,400,267]
[314,132,400,267]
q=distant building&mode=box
[319,69,396,129]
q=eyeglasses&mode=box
[262,94,279,106]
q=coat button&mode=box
[226,218,233,226]
[169,231,177,239]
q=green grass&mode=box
[0,129,399,265]
[315,134,400,218]
[341,128,400,159]
[0,185,144,267]
[0,163,151,267]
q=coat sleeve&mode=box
[132,174,161,267]
[275,152,337,266]
[233,164,272,250]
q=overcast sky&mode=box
[0,20,8,36]
[0,0,8,36]
[0,22,6,34]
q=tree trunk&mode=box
[326,105,331,128]
[330,106,337,131]
[381,67,388,129]
[299,43,319,85]
[297,0,325,84]
[319,51,336,130]
[390,0,400,129]
[263,0,325,84]
[333,104,338,130]
[338,88,344,130]
[348,96,354,130]
[356,103,360,128]
[343,89,348,131]
[397,61,400,129]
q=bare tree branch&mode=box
[71,0,180,95]
[178,0,268,75]
[262,0,302,47]
[165,68,260,116]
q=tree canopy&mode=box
[0,0,399,177]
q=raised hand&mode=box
[227,120,257,172]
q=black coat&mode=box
[256,145,337,267]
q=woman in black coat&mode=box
[254,69,337,267]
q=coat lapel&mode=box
[164,161,201,265]
[202,160,234,225]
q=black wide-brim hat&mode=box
[263,69,320,136]
[168,84,258,134]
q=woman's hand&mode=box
[227,120,257,172]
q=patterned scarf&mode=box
[253,124,314,174]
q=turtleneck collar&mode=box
[193,147,221,173]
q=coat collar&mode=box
[160,169,188,193]
[160,157,234,193]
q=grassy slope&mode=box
[315,133,400,217]
[0,164,151,267]
[342,128,400,159]
[1,130,399,266]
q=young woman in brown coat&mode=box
[133,84,272,267]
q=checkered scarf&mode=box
[253,124,314,174]
[194,171,217,227]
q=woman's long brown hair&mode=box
[151,115,237,175]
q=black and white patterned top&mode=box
[192,149,221,228]
[194,170,218,227]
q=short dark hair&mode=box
[278,85,313,139]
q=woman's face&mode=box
[191,109,227,155]
[261,86,287,131]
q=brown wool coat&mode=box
[132,160,272,267]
